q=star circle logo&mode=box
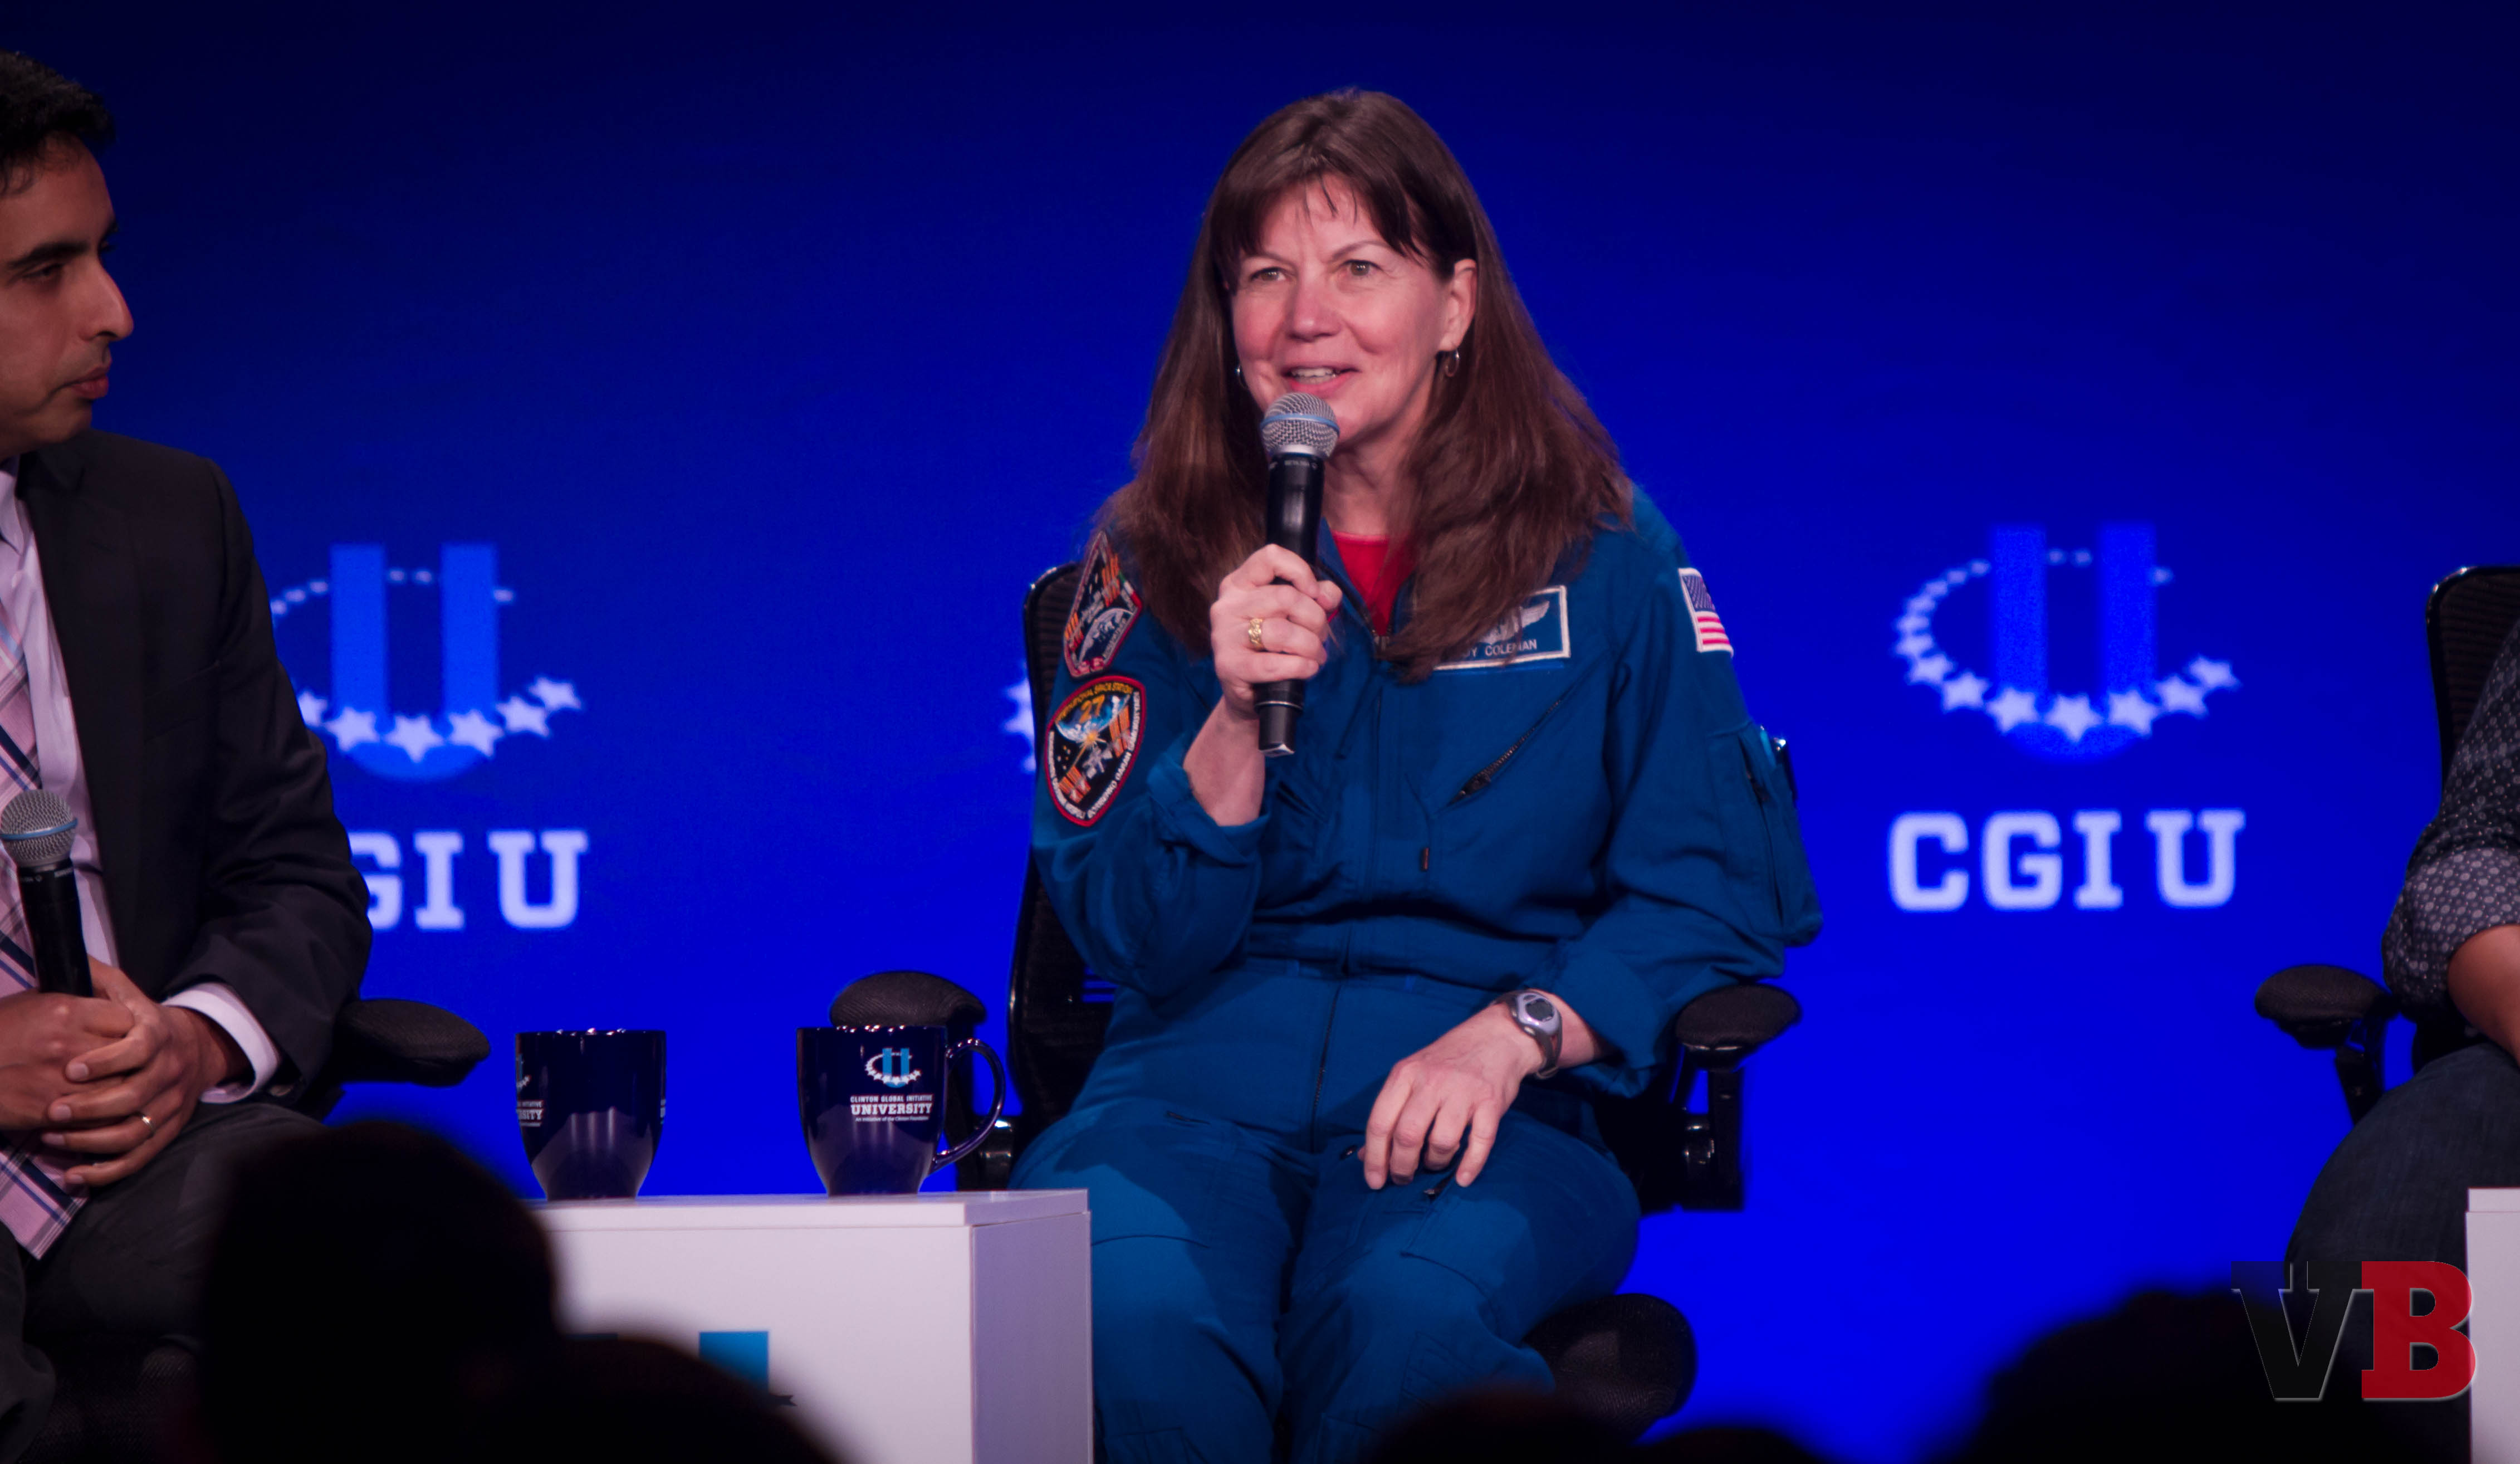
[1897,524,2236,762]
[273,544,580,783]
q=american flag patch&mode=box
[1678,568,1732,655]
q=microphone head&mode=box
[1,790,74,869]
[1261,393,1339,461]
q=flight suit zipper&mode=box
[1305,559,1378,1153]
[1307,982,1343,1149]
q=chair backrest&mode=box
[2429,565,2520,782]
[2399,564,2520,1072]
[1009,563,1110,1131]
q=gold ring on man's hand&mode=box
[1246,617,1268,651]
[135,1112,153,1131]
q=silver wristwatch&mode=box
[1496,989,1563,1079]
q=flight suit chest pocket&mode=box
[1428,682,1604,889]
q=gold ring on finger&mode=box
[135,1112,153,1131]
[1246,617,1268,652]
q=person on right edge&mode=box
[2294,613,2520,1260]
[2290,614,2520,1460]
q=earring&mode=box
[1234,363,1245,383]
[1442,349,1462,378]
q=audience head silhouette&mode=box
[199,1121,839,1463]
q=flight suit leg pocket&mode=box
[1396,1116,1639,1333]
[1010,1098,1235,1245]
[1401,1328,1486,1407]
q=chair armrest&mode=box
[2255,965,2396,1125]
[2254,965,2397,1050]
[325,999,491,1088]
[1672,982,1802,1066]
[1602,982,1800,1215]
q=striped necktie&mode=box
[0,574,84,1256]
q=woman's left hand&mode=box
[1361,995,1599,1189]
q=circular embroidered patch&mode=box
[1047,676,1146,827]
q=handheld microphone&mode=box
[1255,392,1339,758]
[1,792,89,997]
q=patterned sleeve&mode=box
[2384,618,2520,1012]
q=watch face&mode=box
[1524,995,1557,1026]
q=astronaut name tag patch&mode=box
[1679,568,1731,655]
[1063,533,1143,679]
[1436,586,1571,671]
[1048,676,1145,827]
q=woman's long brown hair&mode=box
[1107,90,1630,681]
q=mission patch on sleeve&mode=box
[1063,531,1143,679]
[1048,676,1146,827]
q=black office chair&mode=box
[2257,565,2520,1122]
[888,560,1803,1440]
[23,997,491,1463]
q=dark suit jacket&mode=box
[16,431,368,1096]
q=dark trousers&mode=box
[0,1100,319,1461]
[2288,1038,2520,1461]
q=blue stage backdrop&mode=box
[9,4,2517,1456]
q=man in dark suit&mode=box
[0,52,368,1455]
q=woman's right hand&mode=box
[1206,544,1343,721]
[1183,545,1344,826]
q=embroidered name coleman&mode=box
[851,1094,936,1123]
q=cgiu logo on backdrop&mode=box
[275,543,588,934]
[1888,523,2245,914]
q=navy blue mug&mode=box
[799,1026,1006,1195]
[517,1029,666,1201]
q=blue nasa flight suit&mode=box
[1014,494,1821,1463]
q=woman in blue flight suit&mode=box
[1014,91,1820,1463]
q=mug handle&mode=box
[936,1037,1009,1170]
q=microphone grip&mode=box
[1254,682,1304,758]
[1256,451,1326,758]
[16,862,90,997]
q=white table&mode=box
[535,1190,1091,1464]
[2470,1189,2520,1461]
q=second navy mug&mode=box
[798,1024,1005,1196]
[517,1028,666,1201]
